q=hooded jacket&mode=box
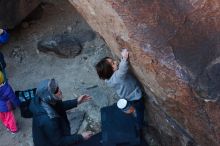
[29,79,84,146]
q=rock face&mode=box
[0,0,40,28]
[69,0,220,146]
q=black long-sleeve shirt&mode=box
[30,99,84,146]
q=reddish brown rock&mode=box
[69,0,220,145]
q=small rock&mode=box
[86,85,98,90]
[83,56,88,60]
[67,26,72,33]
[21,22,29,29]
[10,47,25,63]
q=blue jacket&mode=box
[0,82,20,112]
[0,30,9,44]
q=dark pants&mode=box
[130,98,145,130]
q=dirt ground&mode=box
[0,0,119,145]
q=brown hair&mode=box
[95,57,114,80]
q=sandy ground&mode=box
[0,0,119,145]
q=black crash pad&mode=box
[101,104,140,146]
[76,104,148,146]
[76,132,148,146]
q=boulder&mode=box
[37,34,82,58]
[69,0,220,146]
[0,0,41,28]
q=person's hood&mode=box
[36,79,59,104]
[30,79,60,118]
[29,98,46,116]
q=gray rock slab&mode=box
[37,34,82,58]
[73,30,96,44]
[67,109,85,134]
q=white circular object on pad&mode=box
[117,99,127,109]
[0,29,3,35]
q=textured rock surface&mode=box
[69,0,220,146]
[67,109,85,134]
[0,0,40,28]
[37,34,82,58]
[37,31,96,58]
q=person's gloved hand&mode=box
[81,131,93,140]
[121,48,129,60]
[77,94,92,104]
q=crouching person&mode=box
[29,78,93,146]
